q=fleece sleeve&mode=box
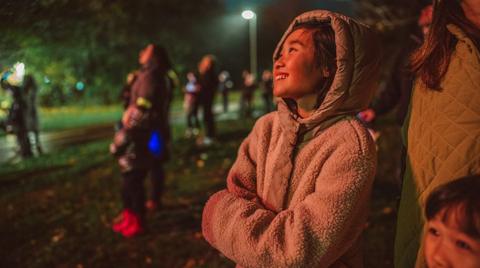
[202,126,376,267]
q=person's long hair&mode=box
[410,0,480,90]
[149,44,172,72]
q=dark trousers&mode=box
[222,90,229,112]
[186,103,200,129]
[16,129,33,158]
[201,94,215,138]
[122,169,148,218]
[149,164,165,204]
[240,93,253,118]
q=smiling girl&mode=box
[202,10,380,267]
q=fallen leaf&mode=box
[145,256,152,264]
[194,232,203,240]
[382,207,393,215]
[183,258,196,268]
[51,228,66,243]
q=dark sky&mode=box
[210,0,354,82]
[224,0,353,14]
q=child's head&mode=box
[273,21,336,100]
[424,175,480,268]
[186,72,195,82]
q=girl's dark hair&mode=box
[410,0,480,90]
[426,175,480,239]
[291,21,337,99]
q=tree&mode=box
[0,0,225,105]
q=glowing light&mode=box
[14,62,25,78]
[75,81,85,91]
[241,10,255,20]
[44,76,50,84]
[6,62,25,86]
[1,100,10,109]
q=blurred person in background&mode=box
[261,69,274,113]
[358,4,433,128]
[218,70,233,113]
[1,64,33,158]
[110,44,173,237]
[239,69,256,118]
[196,55,218,146]
[23,74,42,156]
[183,71,200,138]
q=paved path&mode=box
[0,103,249,164]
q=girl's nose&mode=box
[274,57,285,69]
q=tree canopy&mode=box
[0,0,224,105]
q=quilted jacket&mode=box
[202,10,381,268]
[394,24,480,268]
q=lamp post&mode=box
[241,10,257,78]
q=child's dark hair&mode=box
[426,175,480,239]
[290,21,337,102]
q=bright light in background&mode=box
[6,62,26,86]
[75,81,85,91]
[1,100,9,109]
[14,62,25,78]
[241,10,255,20]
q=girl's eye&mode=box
[428,227,440,237]
[288,47,297,53]
[456,240,472,251]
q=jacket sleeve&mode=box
[202,126,376,267]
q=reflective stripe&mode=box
[136,97,152,109]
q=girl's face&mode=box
[424,212,480,268]
[273,29,325,100]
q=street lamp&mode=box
[241,9,257,78]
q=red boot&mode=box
[121,212,144,238]
[112,209,133,233]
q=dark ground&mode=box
[0,115,402,268]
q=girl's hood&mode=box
[274,10,381,129]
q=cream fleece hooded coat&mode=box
[202,10,381,268]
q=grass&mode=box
[0,119,254,268]
[29,90,244,133]
[39,105,123,132]
[0,104,402,267]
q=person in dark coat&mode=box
[110,44,173,237]
[239,70,256,118]
[358,5,433,127]
[23,74,42,155]
[1,69,32,158]
[218,70,233,113]
[196,55,218,145]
